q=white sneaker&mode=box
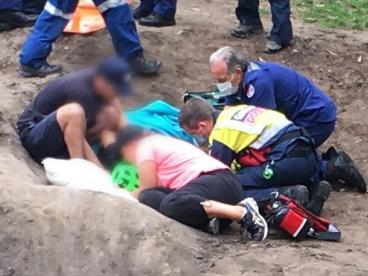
[238,198,268,241]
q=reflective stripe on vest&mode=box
[44,1,73,20]
[97,0,127,13]
[210,105,293,152]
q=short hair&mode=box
[179,98,215,129]
[209,46,249,73]
[115,125,144,150]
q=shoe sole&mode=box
[231,28,263,38]
[139,20,176,27]
[307,181,332,215]
[241,198,268,241]
[316,181,332,200]
[278,185,309,206]
[19,70,45,78]
[208,217,221,235]
[348,167,367,193]
[336,150,367,193]
[132,62,162,76]
[264,46,284,54]
[19,67,63,78]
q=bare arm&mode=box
[132,160,158,198]
[83,140,103,167]
[112,98,126,128]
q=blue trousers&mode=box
[299,120,336,178]
[303,120,336,148]
[138,0,177,18]
[19,0,142,68]
[0,0,45,14]
[236,0,292,45]
[237,152,319,202]
[0,0,22,10]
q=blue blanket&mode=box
[126,100,196,145]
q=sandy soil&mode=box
[0,0,367,275]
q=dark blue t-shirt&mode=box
[225,62,337,128]
[18,68,103,128]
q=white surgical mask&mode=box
[215,74,239,97]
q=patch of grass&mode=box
[294,0,368,30]
[259,7,271,16]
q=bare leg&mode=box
[201,200,246,222]
[56,103,86,159]
[202,199,268,241]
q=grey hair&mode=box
[209,46,249,73]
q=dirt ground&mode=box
[0,0,368,275]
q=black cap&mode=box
[96,57,133,96]
[115,125,145,151]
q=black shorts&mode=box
[17,112,68,162]
[138,170,243,230]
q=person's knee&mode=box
[138,188,170,211]
[138,190,155,206]
[159,194,181,218]
[57,103,85,129]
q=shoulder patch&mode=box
[246,85,255,98]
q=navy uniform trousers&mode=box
[19,0,143,68]
[236,0,292,45]
[0,0,46,14]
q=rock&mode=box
[0,147,208,276]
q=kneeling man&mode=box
[17,57,131,166]
[210,46,336,148]
[180,99,340,215]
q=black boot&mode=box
[276,185,309,206]
[306,181,332,215]
[20,63,63,78]
[133,6,152,20]
[231,23,263,38]
[0,11,38,32]
[139,12,176,27]
[323,147,366,193]
[129,55,161,75]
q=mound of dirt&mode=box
[0,146,211,276]
[0,0,368,275]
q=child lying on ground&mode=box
[101,126,268,241]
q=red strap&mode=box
[279,194,331,232]
[238,147,272,166]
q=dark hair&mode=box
[115,125,145,150]
[179,98,215,129]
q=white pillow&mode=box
[42,158,137,202]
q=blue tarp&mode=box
[126,100,197,145]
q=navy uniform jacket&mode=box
[225,62,337,129]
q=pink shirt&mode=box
[136,134,229,190]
